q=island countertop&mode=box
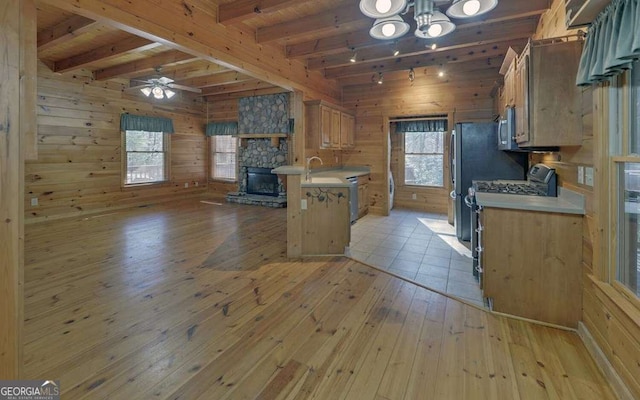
[475,187,585,215]
[271,166,370,187]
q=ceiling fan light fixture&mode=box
[370,15,410,40]
[414,11,455,39]
[446,0,498,19]
[152,86,164,99]
[140,87,152,97]
[359,0,408,18]
[164,89,176,99]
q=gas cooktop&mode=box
[472,164,558,197]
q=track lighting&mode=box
[350,49,358,63]
[408,68,415,82]
[377,72,384,85]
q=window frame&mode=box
[209,135,238,182]
[401,130,445,188]
[121,129,170,188]
[607,67,640,307]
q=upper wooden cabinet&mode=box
[502,58,517,109]
[514,39,584,147]
[305,100,355,150]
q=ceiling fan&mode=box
[129,76,202,99]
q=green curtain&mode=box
[120,114,175,133]
[205,121,238,136]
[576,0,640,86]
[394,119,447,132]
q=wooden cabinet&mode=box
[513,39,584,147]
[305,100,355,150]
[340,113,355,149]
[480,207,582,328]
[502,58,517,109]
[301,185,350,255]
[357,174,369,218]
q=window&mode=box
[404,131,444,187]
[210,135,237,181]
[613,60,640,299]
[124,130,168,185]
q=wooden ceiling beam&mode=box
[200,79,277,96]
[324,38,527,79]
[219,0,305,24]
[37,14,99,52]
[286,0,550,58]
[41,0,341,101]
[53,36,161,73]
[205,87,290,101]
[176,71,254,89]
[308,17,538,70]
[93,49,199,80]
[256,3,365,44]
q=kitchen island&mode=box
[272,165,370,257]
[476,188,585,328]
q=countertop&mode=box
[475,187,585,215]
[271,165,370,187]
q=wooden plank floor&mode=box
[23,198,616,399]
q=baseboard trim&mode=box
[577,322,635,400]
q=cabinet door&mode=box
[320,105,333,148]
[515,49,530,143]
[330,109,341,148]
[503,59,516,108]
[340,113,355,149]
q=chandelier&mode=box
[360,0,498,40]
[140,85,176,99]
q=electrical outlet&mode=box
[301,199,307,210]
[195,182,198,187]
[412,193,417,200]
[585,167,594,187]
[184,182,189,188]
[577,166,584,185]
[31,197,38,207]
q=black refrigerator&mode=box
[451,122,528,241]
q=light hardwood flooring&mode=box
[24,198,616,399]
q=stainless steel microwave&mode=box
[498,106,519,151]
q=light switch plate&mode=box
[585,167,594,187]
[301,199,307,210]
[577,166,584,185]
[31,197,38,207]
[184,182,189,188]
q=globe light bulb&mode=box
[463,0,481,16]
[152,86,164,99]
[375,0,392,14]
[427,23,443,37]
[382,22,396,37]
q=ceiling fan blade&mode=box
[127,84,151,91]
[167,83,202,93]
[158,76,174,85]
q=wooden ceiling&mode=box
[35,0,552,100]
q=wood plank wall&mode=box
[342,64,500,215]
[26,63,208,222]
[534,1,640,398]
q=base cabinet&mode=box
[357,175,369,219]
[481,207,582,328]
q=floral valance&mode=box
[394,119,448,133]
[576,0,640,86]
[120,113,174,133]
[205,121,238,136]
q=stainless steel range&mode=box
[467,164,558,286]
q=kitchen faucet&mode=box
[306,156,323,181]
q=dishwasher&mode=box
[347,177,358,224]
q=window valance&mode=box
[120,114,175,133]
[394,119,448,133]
[576,0,640,86]
[205,121,238,136]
